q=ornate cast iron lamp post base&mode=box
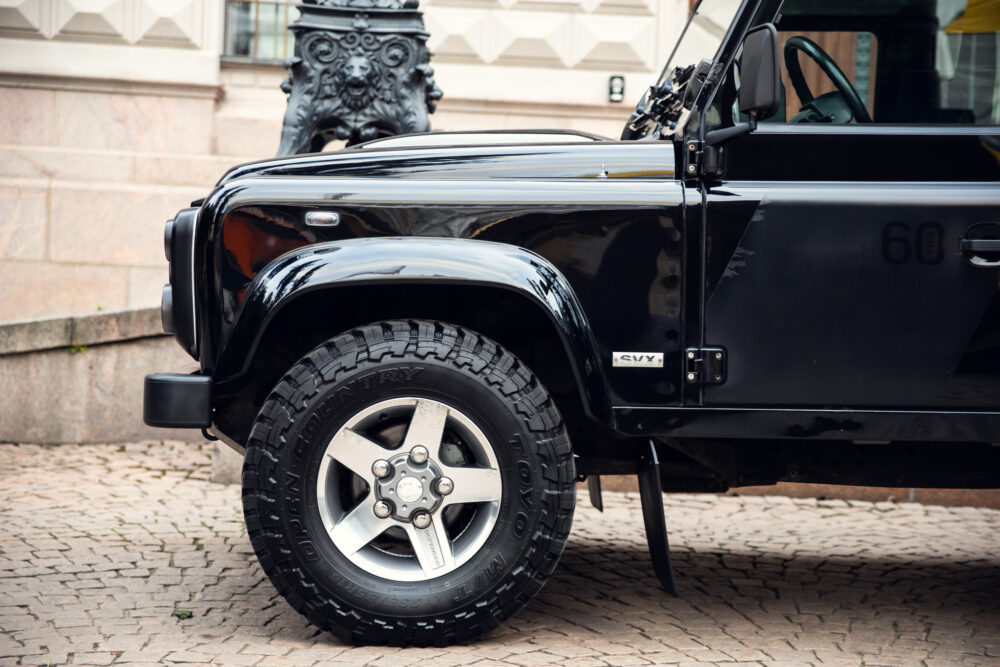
[277,0,443,155]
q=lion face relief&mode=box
[333,54,381,111]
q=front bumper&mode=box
[143,372,212,428]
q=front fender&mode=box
[215,236,612,426]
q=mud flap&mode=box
[637,440,679,596]
[587,475,603,512]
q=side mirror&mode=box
[738,23,780,119]
[702,22,780,152]
[697,22,780,175]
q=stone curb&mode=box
[0,307,199,444]
[0,306,165,356]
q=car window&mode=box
[940,3,1000,124]
[763,30,878,123]
[764,0,1000,125]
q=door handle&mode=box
[960,238,1000,267]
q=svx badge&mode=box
[613,352,664,368]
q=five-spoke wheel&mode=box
[316,397,503,581]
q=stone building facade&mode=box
[0,0,718,321]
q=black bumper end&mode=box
[143,373,212,428]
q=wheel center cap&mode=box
[396,476,424,503]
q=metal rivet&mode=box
[373,501,391,518]
[714,374,722,381]
[436,477,454,496]
[687,351,695,359]
[687,165,696,173]
[412,512,431,529]
[687,373,696,381]
[372,459,391,479]
[410,445,429,465]
[715,352,722,360]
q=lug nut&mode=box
[435,477,453,496]
[411,511,431,529]
[372,459,391,479]
[373,501,392,519]
[409,445,429,465]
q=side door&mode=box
[698,4,1000,412]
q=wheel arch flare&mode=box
[212,236,613,429]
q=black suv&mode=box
[145,0,1000,646]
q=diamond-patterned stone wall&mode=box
[423,0,665,72]
[52,0,127,42]
[0,0,43,37]
[0,0,688,84]
[137,0,201,47]
[0,0,203,47]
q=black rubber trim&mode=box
[164,218,174,262]
[167,208,198,359]
[143,372,212,428]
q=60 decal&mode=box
[881,222,944,265]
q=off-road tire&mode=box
[241,320,576,645]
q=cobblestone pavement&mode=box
[1,442,999,666]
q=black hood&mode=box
[217,130,675,185]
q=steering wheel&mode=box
[784,36,872,123]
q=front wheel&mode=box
[242,320,576,645]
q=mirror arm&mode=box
[704,115,757,147]
[696,115,757,176]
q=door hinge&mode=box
[683,139,723,178]
[685,347,727,384]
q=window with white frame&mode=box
[224,0,299,61]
